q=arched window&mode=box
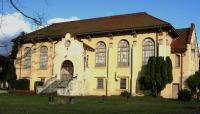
[96,42,106,67]
[24,47,31,69]
[118,40,129,66]
[142,38,155,65]
[40,46,48,69]
[175,55,180,68]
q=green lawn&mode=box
[0,93,200,114]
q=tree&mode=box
[166,57,173,83]
[2,59,17,89]
[186,72,200,100]
[1,0,44,27]
[143,56,173,97]
[9,0,43,26]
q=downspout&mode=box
[180,53,183,90]
[106,47,109,96]
[130,44,133,95]
[156,32,159,57]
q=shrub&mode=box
[14,79,30,90]
[178,89,192,101]
[186,72,200,100]
[34,81,44,92]
[120,90,131,99]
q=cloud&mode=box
[0,12,32,42]
[47,17,80,24]
[0,12,33,55]
[0,13,80,55]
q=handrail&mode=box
[43,75,57,87]
[36,74,57,94]
[37,74,78,94]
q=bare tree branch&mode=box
[9,0,42,26]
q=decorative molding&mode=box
[64,40,71,49]
[109,42,113,48]
[132,30,137,38]
[158,27,163,36]
[133,41,137,47]
[158,39,163,45]
[87,35,92,41]
[108,33,113,40]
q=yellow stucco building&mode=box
[12,12,199,98]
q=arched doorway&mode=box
[61,60,74,81]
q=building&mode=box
[12,12,199,98]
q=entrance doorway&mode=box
[61,60,74,81]
[172,83,179,99]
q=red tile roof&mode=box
[14,12,175,42]
[171,24,195,53]
[171,28,189,53]
[12,12,196,54]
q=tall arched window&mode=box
[118,40,129,66]
[96,42,106,67]
[142,38,155,65]
[40,46,48,69]
[24,47,31,69]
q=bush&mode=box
[178,89,192,101]
[120,90,131,99]
[186,72,200,100]
[34,81,44,92]
[14,79,30,90]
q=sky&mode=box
[0,0,200,55]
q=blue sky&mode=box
[4,0,200,37]
[0,0,200,55]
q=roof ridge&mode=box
[53,12,147,25]
[176,27,190,30]
[144,13,171,25]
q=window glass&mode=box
[40,46,48,69]
[120,78,126,89]
[24,47,31,69]
[97,78,104,89]
[142,39,155,65]
[96,42,106,67]
[118,40,129,66]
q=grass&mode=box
[0,93,200,114]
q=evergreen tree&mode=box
[143,56,173,97]
[166,57,173,83]
[144,57,155,90]
[2,60,17,89]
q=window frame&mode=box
[95,42,106,67]
[118,40,130,67]
[97,78,104,89]
[120,78,127,90]
[142,38,155,65]
[40,46,48,70]
[23,47,31,69]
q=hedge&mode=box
[14,79,30,90]
[34,81,44,91]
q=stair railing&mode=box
[36,74,57,94]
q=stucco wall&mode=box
[14,30,199,98]
[15,42,54,90]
